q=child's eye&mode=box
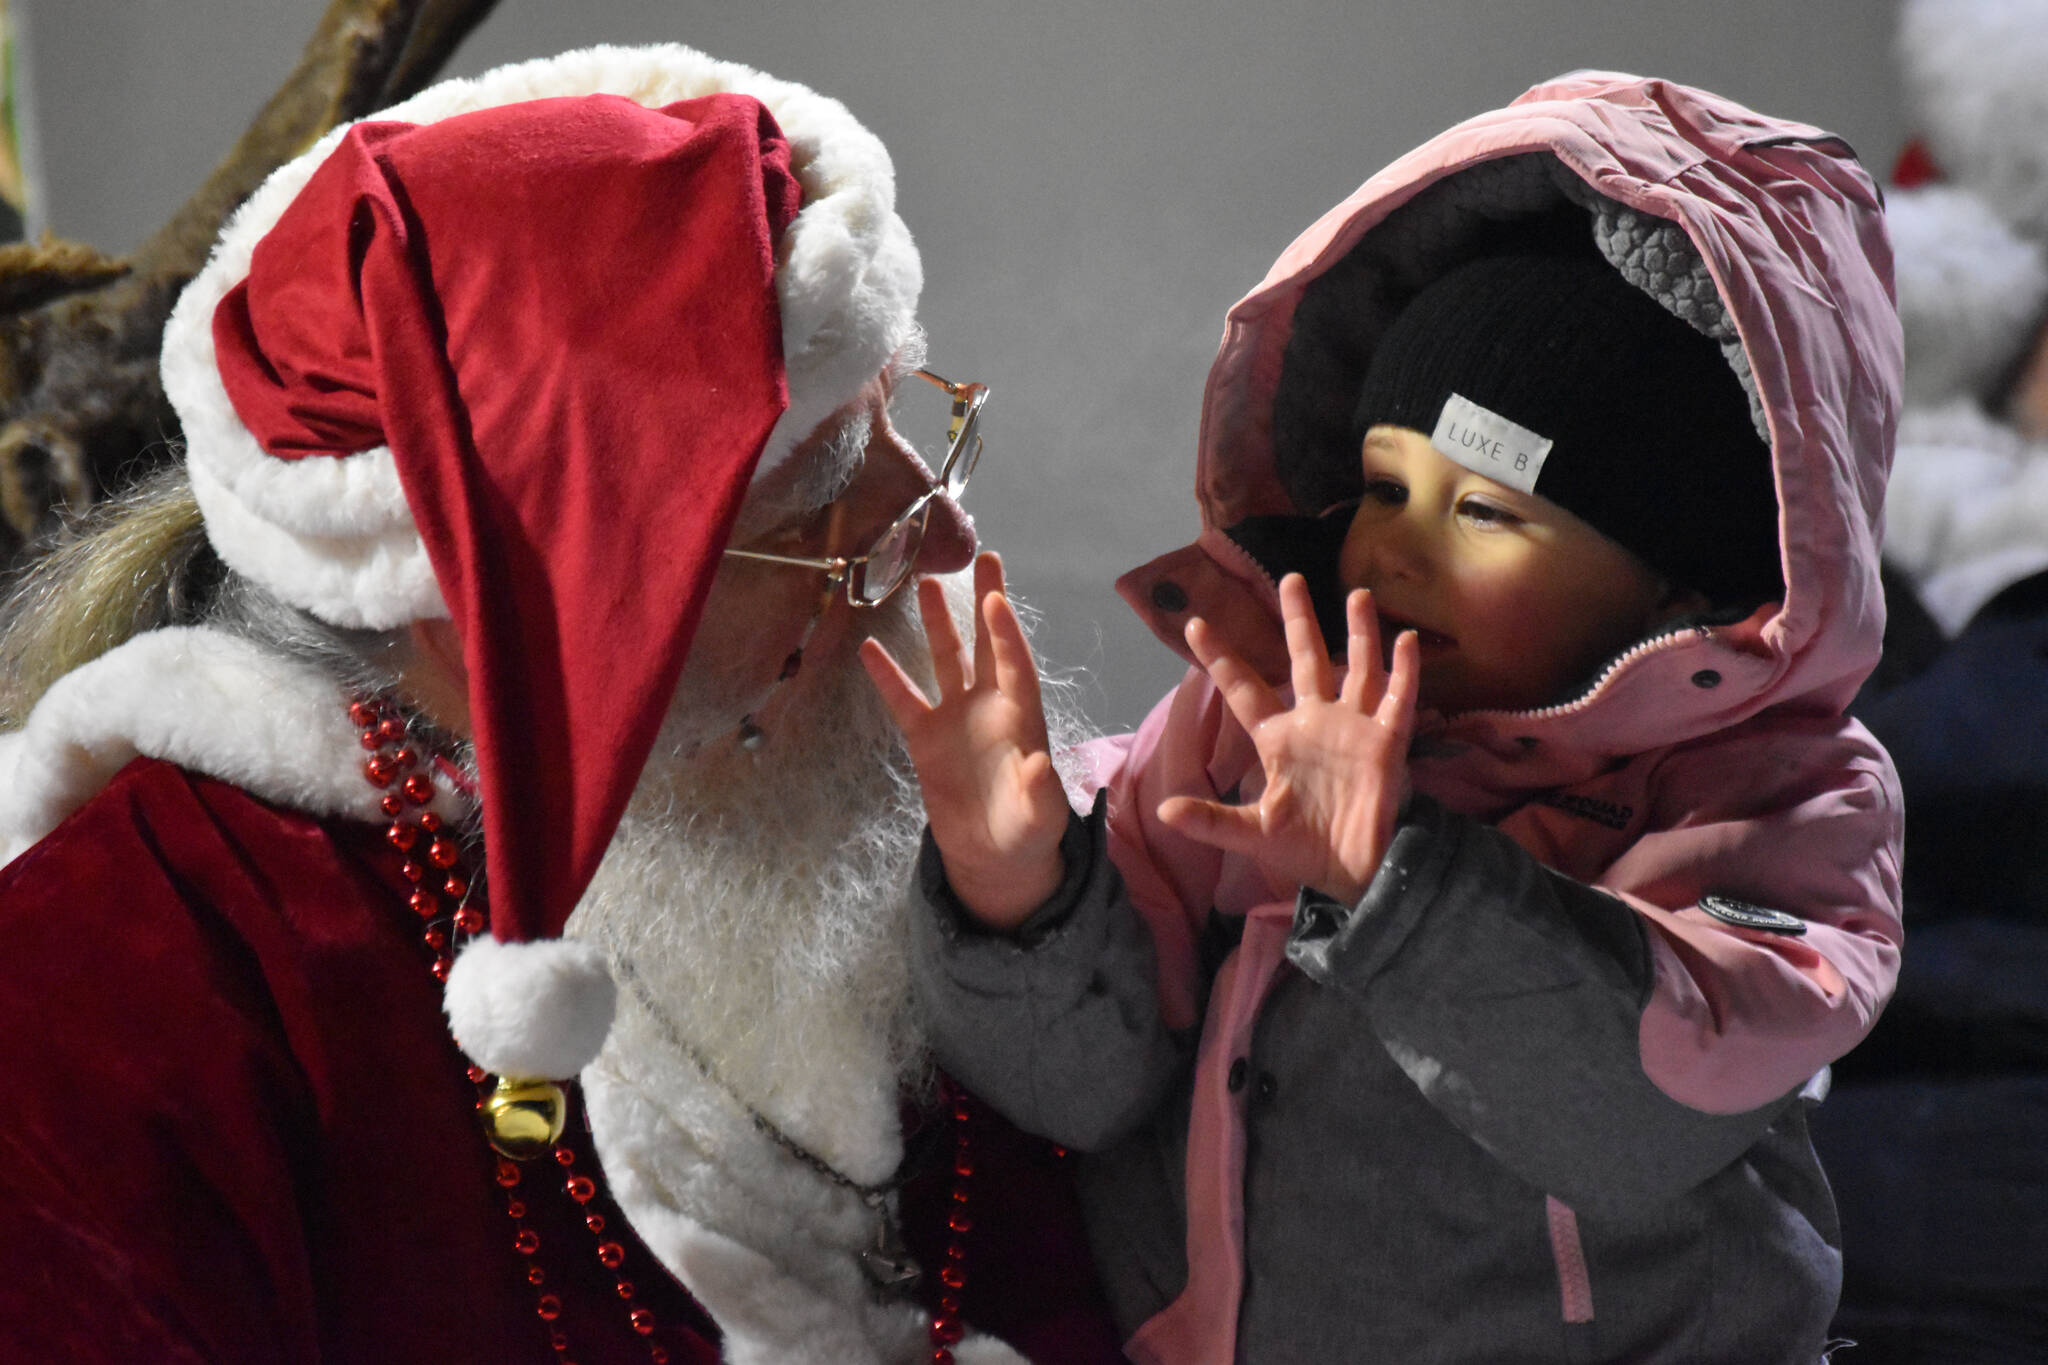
[1458,497,1521,528]
[1361,477,1407,506]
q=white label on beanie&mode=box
[1431,393,1553,495]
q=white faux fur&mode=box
[582,982,899,1286]
[0,626,464,865]
[583,1057,1026,1365]
[668,1218,1025,1365]
[1901,0,2048,239]
[443,935,616,1079]
[1885,399,2048,632]
[1888,186,2048,405]
[1881,8,2048,620]
[162,42,921,629]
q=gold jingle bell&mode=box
[482,1075,568,1160]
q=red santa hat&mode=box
[158,45,930,1081]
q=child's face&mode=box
[1337,424,1686,714]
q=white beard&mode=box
[571,594,934,1145]
[566,581,1029,1364]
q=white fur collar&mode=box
[583,1053,1023,1365]
[0,626,462,864]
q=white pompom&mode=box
[1887,185,2048,404]
[444,936,616,1079]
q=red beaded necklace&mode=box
[352,695,976,1363]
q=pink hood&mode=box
[1123,70,1899,777]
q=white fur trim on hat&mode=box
[1901,0,2048,239]
[444,935,617,1079]
[163,43,921,630]
[1887,185,2048,404]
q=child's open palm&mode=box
[1159,574,1419,906]
[861,552,1069,931]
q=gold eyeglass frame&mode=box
[721,368,988,610]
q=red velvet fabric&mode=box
[899,1109,1127,1362]
[0,758,718,1362]
[212,93,800,950]
[0,759,1121,1362]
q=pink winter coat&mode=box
[1084,72,1903,1361]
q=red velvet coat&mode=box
[0,757,1118,1363]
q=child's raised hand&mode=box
[861,552,1069,931]
[1158,574,1419,906]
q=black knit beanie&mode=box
[1350,252,1782,606]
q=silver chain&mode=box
[607,957,931,1299]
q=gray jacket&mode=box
[910,796,1842,1364]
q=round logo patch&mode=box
[1699,893,1807,935]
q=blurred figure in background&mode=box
[1816,1,2048,1359]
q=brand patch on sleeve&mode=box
[1430,392,1553,494]
[1698,893,1807,935]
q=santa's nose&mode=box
[852,419,974,575]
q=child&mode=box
[863,73,1902,1364]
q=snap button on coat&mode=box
[1150,580,1189,613]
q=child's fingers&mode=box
[1378,629,1422,733]
[984,588,1052,750]
[1155,793,1268,857]
[859,637,934,731]
[1186,616,1284,731]
[1279,573,1335,704]
[1340,589,1384,708]
[970,552,1004,695]
[918,574,971,697]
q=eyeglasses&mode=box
[723,368,987,609]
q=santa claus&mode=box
[0,44,1114,1365]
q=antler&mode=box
[0,0,499,561]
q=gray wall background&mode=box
[20,0,1909,731]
